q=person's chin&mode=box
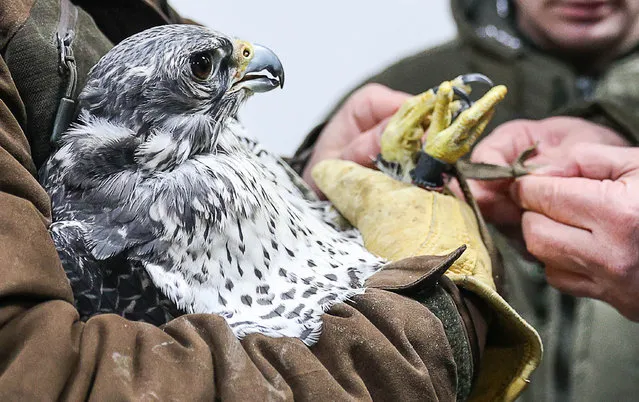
[549,21,621,52]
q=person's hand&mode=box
[511,143,639,321]
[302,84,409,196]
[469,117,630,225]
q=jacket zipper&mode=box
[51,0,79,144]
[575,76,596,101]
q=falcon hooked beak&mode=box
[231,41,285,93]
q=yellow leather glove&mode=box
[312,159,542,402]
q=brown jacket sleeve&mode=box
[0,54,471,400]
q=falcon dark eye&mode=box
[189,52,214,81]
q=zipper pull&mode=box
[51,0,79,145]
[575,76,596,101]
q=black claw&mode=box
[451,104,469,121]
[452,86,472,107]
[430,85,472,107]
[460,73,494,87]
[430,84,472,122]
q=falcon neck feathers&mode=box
[42,25,384,345]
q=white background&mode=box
[172,1,457,154]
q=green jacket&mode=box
[294,0,639,401]
[297,1,639,150]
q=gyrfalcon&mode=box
[40,25,384,345]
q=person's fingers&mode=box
[466,179,522,224]
[471,117,629,168]
[346,84,410,132]
[533,143,639,180]
[521,211,597,276]
[544,264,599,299]
[339,120,388,168]
[539,116,630,147]
[470,119,542,166]
[511,175,606,228]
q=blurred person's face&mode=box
[515,0,639,59]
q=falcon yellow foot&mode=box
[375,73,507,188]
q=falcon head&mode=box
[75,24,284,169]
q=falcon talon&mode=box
[378,73,507,186]
[452,86,472,108]
[460,73,494,87]
[432,84,471,106]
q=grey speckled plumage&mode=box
[40,25,384,345]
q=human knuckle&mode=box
[524,229,556,265]
[356,83,388,98]
[535,180,561,214]
[490,119,526,138]
[544,269,562,288]
[501,118,535,130]
[601,287,639,320]
[606,248,638,281]
[614,200,639,227]
[523,223,545,257]
[543,267,570,292]
[589,285,605,301]
[471,138,506,163]
[543,116,566,124]
[494,119,540,153]
[346,86,372,109]
[571,143,598,168]
[590,123,627,145]
[526,241,546,262]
